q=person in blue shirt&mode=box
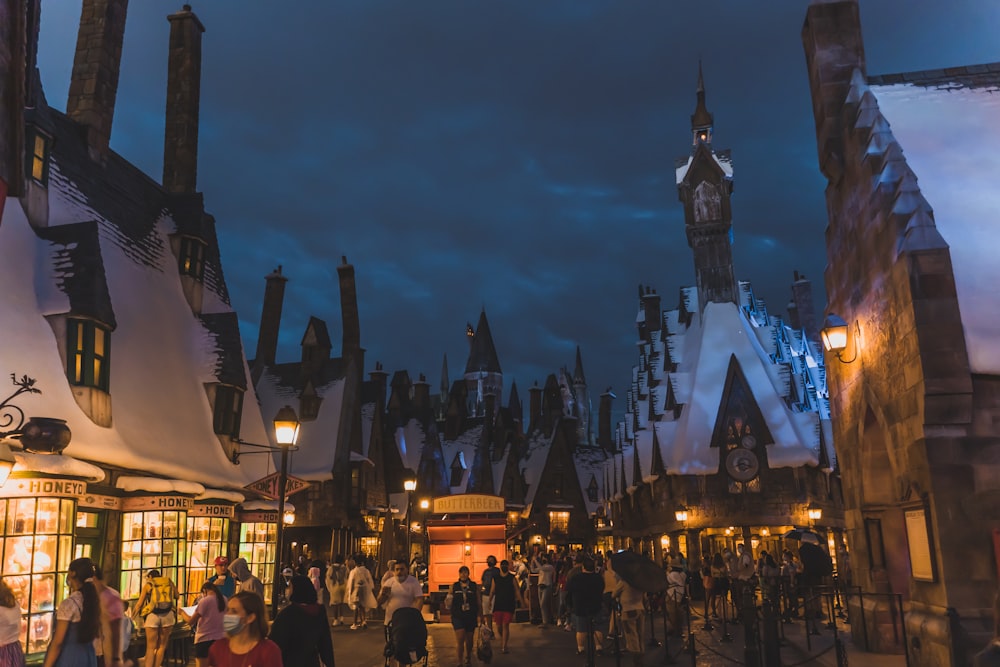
[207,557,237,600]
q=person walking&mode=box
[270,575,335,667]
[709,553,728,619]
[207,592,282,667]
[180,581,226,667]
[380,560,397,588]
[346,556,377,630]
[93,564,125,667]
[133,569,178,667]
[489,560,524,655]
[325,554,348,627]
[228,558,265,602]
[377,562,424,627]
[537,556,556,628]
[565,556,604,658]
[480,556,501,631]
[42,557,100,667]
[0,580,25,667]
[448,566,482,667]
[207,557,236,601]
[613,573,645,667]
[665,559,688,637]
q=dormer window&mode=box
[67,319,110,391]
[178,236,206,280]
[28,131,50,185]
[212,384,244,439]
[587,476,599,503]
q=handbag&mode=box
[476,624,493,664]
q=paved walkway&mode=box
[167,606,909,666]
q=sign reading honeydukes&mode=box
[432,494,504,514]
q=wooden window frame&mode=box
[66,318,111,391]
[212,385,244,439]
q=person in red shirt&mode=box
[208,592,282,667]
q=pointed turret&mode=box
[572,346,587,385]
[691,60,714,146]
[464,309,503,417]
[572,346,591,446]
[440,354,450,398]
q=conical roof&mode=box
[690,61,714,131]
[573,346,587,385]
[464,309,502,374]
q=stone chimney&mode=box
[598,388,615,452]
[789,270,820,343]
[337,256,361,356]
[254,266,286,368]
[412,374,430,413]
[162,4,204,193]
[802,0,866,181]
[642,286,661,334]
[0,0,29,198]
[528,382,542,432]
[67,0,129,162]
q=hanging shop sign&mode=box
[78,493,123,510]
[2,477,86,499]
[190,503,235,518]
[243,472,310,501]
[121,495,194,511]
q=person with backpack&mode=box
[326,554,348,627]
[133,569,177,667]
[480,555,501,631]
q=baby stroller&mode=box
[384,607,428,666]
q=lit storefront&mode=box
[0,452,103,656]
[186,490,243,604]
[115,477,204,603]
[237,501,294,604]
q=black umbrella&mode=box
[782,528,821,543]
[608,551,668,593]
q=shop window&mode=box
[2,497,76,656]
[359,537,379,559]
[120,510,187,604]
[351,466,366,509]
[186,516,230,605]
[67,319,111,392]
[213,385,244,439]
[364,514,384,533]
[506,511,520,531]
[178,236,206,281]
[238,522,275,604]
[587,476,599,503]
[549,511,569,534]
[27,131,50,185]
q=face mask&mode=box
[223,613,245,636]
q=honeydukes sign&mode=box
[432,494,504,514]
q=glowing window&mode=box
[66,319,111,392]
[548,511,569,533]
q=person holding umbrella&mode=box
[613,572,645,667]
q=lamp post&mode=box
[403,469,417,564]
[272,405,300,618]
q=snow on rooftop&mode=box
[870,80,1000,374]
[440,425,483,493]
[395,418,430,472]
[0,197,272,490]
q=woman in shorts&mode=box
[489,560,524,655]
[449,566,482,667]
[180,582,226,667]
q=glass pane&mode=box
[33,536,56,573]
[58,536,73,572]
[9,500,35,535]
[28,613,51,655]
[36,499,59,534]
[146,512,162,539]
[5,575,28,611]
[94,328,105,356]
[29,574,54,613]
[163,512,179,539]
[4,537,33,575]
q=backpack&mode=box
[141,577,174,616]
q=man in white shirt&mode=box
[378,561,424,626]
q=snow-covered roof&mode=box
[117,477,205,495]
[11,452,105,482]
[240,500,294,512]
[197,489,245,503]
[439,425,483,493]
[866,67,1000,374]
[254,369,346,481]
[520,427,555,510]
[674,149,734,185]
[395,419,429,472]
[0,178,272,489]
[572,447,608,516]
[620,288,833,477]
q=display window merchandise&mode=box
[120,509,187,602]
[186,507,232,605]
[237,520,276,603]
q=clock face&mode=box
[726,448,760,482]
[741,434,757,449]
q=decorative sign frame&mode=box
[904,508,936,582]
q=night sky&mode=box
[35,1,998,425]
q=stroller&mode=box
[384,606,428,666]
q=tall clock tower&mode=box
[676,64,737,309]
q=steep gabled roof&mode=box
[465,310,502,375]
[301,316,332,349]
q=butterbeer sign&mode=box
[432,494,504,514]
[244,472,309,501]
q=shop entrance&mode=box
[74,509,104,564]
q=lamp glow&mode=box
[808,505,823,521]
[273,405,300,446]
[283,510,295,525]
[674,506,688,523]
[419,499,430,510]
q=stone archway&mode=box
[859,406,911,600]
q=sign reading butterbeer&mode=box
[4,477,86,499]
[432,494,504,514]
[244,472,310,501]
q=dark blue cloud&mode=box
[36,0,1000,426]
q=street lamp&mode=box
[272,405,300,618]
[808,503,823,525]
[403,469,417,564]
[674,505,689,523]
